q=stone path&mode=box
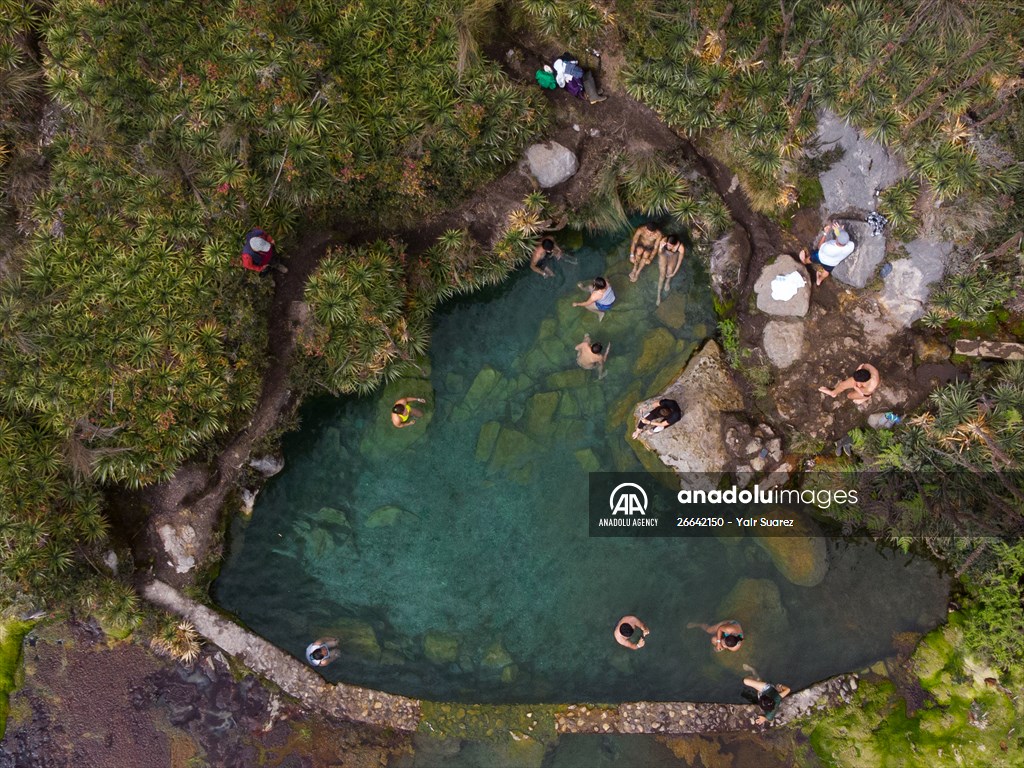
[142,579,858,737]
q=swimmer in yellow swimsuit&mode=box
[629,222,664,283]
[391,396,427,428]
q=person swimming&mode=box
[688,619,744,652]
[614,615,650,650]
[574,333,611,379]
[306,637,339,667]
[391,396,427,428]
[573,276,616,320]
[530,237,562,278]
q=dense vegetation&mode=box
[0,0,544,608]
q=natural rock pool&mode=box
[215,229,948,703]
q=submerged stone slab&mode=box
[475,420,501,463]
[525,141,578,188]
[754,514,828,587]
[635,327,677,376]
[831,219,886,288]
[753,255,809,317]
[654,292,687,329]
[424,631,460,664]
[954,339,1024,360]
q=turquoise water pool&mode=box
[214,228,948,703]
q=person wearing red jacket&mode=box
[241,228,286,276]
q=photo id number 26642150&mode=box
[676,517,726,527]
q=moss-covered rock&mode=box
[488,427,538,473]
[482,641,514,670]
[365,505,416,529]
[574,448,601,472]
[655,292,687,329]
[544,368,592,390]
[522,391,560,439]
[715,578,789,672]
[358,375,434,460]
[754,513,828,587]
[423,631,460,665]
[452,366,505,421]
[475,420,502,464]
[329,618,381,662]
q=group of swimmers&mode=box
[615,615,791,724]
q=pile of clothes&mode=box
[535,52,605,104]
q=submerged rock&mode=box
[754,513,828,587]
[475,420,502,464]
[329,618,381,662]
[481,640,514,670]
[525,141,578,188]
[654,292,687,329]
[715,578,790,671]
[424,631,460,664]
[631,340,743,486]
[522,391,560,439]
[488,427,538,474]
[635,327,678,376]
[365,505,416,529]
[359,372,434,460]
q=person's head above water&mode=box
[542,238,555,252]
[618,622,635,637]
[758,691,778,712]
[853,368,871,382]
[591,342,603,354]
[311,646,327,660]
[593,277,607,289]
[723,633,742,648]
[392,403,408,415]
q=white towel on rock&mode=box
[770,271,806,301]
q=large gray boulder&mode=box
[762,319,805,369]
[525,141,578,188]
[632,340,743,488]
[830,219,886,288]
[816,110,906,214]
[754,255,810,317]
[878,238,952,327]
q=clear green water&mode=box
[214,229,948,703]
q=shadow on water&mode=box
[214,226,949,704]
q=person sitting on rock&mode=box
[632,398,682,439]
[306,637,339,667]
[573,276,616,320]
[614,615,650,650]
[391,396,427,428]
[688,619,743,652]
[656,234,685,305]
[818,364,879,404]
[574,333,611,379]
[530,237,563,278]
[742,677,791,725]
[629,222,664,283]
[797,221,854,286]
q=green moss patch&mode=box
[0,619,35,739]
[419,701,559,742]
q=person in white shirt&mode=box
[798,221,855,285]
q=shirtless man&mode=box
[614,615,650,650]
[688,619,743,652]
[574,333,611,379]
[656,234,684,305]
[818,364,880,404]
[530,237,562,278]
[628,222,663,283]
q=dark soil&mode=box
[0,619,409,768]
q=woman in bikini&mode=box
[656,234,684,305]
[391,396,427,428]
[629,222,663,283]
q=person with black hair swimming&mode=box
[818,363,879,404]
[614,615,650,650]
[629,222,664,283]
[688,619,743,652]
[656,234,685,306]
[306,637,339,667]
[742,676,791,725]
[530,237,563,278]
[573,276,616,320]
[574,333,611,379]
[631,398,682,439]
[391,396,427,428]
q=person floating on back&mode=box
[614,615,650,650]
[241,227,287,277]
[573,276,616,320]
[656,234,685,305]
[742,677,791,725]
[632,398,682,439]
[818,364,880,405]
[574,333,611,379]
[530,237,563,278]
[688,619,743,652]
[798,220,854,286]
[629,222,663,283]
[306,637,339,667]
[391,396,426,428]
